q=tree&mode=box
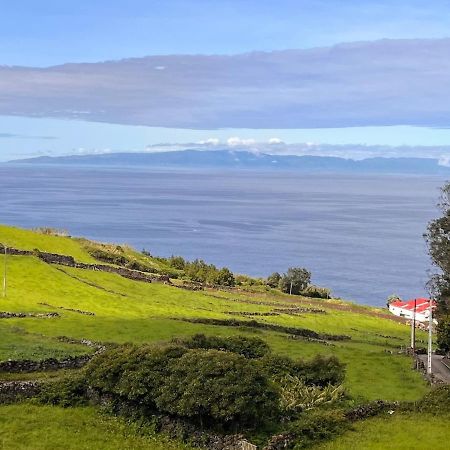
[267,272,281,288]
[425,182,450,353]
[386,294,401,307]
[213,267,235,287]
[279,267,311,295]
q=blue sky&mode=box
[2,1,450,160]
[3,1,450,66]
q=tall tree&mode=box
[279,267,311,295]
[425,182,450,353]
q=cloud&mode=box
[268,138,284,145]
[227,137,256,147]
[143,140,450,161]
[439,155,450,167]
[2,38,450,129]
[198,138,220,145]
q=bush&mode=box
[278,375,345,417]
[300,285,331,299]
[416,385,450,413]
[155,349,279,428]
[259,354,298,378]
[84,343,278,430]
[85,343,187,409]
[37,373,88,407]
[259,354,345,387]
[287,409,349,449]
[436,319,450,354]
[267,272,282,288]
[295,355,346,387]
[176,334,270,359]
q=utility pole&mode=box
[289,281,293,295]
[427,299,433,375]
[410,298,417,353]
[2,244,6,298]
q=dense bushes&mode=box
[285,409,349,449]
[156,256,236,287]
[175,334,270,359]
[300,285,331,299]
[83,342,277,429]
[38,373,88,407]
[37,335,347,446]
[155,350,278,428]
[415,385,450,413]
[259,354,346,387]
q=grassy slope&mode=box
[314,413,450,450]
[0,225,440,448]
[0,404,192,450]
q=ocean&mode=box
[0,164,445,306]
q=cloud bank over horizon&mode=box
[2,39,450,130]
[12,138,450,167]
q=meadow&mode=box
[0,224,444,449]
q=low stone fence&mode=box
[0,311,60,319]
[0,245,170,284]
[0,381,41,404]
[0,355,92,373]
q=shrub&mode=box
[436,319,450,354]
[278,375,345,417]
[259,354,298,378]
[37,373,88,407]
[415,385,450,414]
[295,355,346,387]
[85,343,187,408]
[176,334,270,359]
[155,349,279,428]
[266,272,282,288]
[259,354,345,387]
[84,343,278,430]
[33,227,69,236]
[300,285,331,299]
[287,409,349,449]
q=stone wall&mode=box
[1,245,172,284]
[0,381,41,404]
[0,355,92,373]
[0,311,60,319]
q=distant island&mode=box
[9,149,450,175]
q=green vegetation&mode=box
[425,182,450,353]
[0,404,192,450]
[0,224,446,449]
[314,413,450,450]
[279,267,312,294]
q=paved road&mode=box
[418,355,450,383]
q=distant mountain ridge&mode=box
[9,150,450,174]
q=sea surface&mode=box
[0,164,445,306]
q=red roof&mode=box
[391,298,436,312]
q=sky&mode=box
[2,1,450,161]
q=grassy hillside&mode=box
[0,404,192,450]
[315,413,450,450]
[0,224,443,449]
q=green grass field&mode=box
[0,404,193,450]
[314,412,450,450]
[0,224,443,449]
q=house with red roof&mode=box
[389,298,436,322]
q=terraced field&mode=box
[0,224,441,449]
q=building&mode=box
[389,298,436,322]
